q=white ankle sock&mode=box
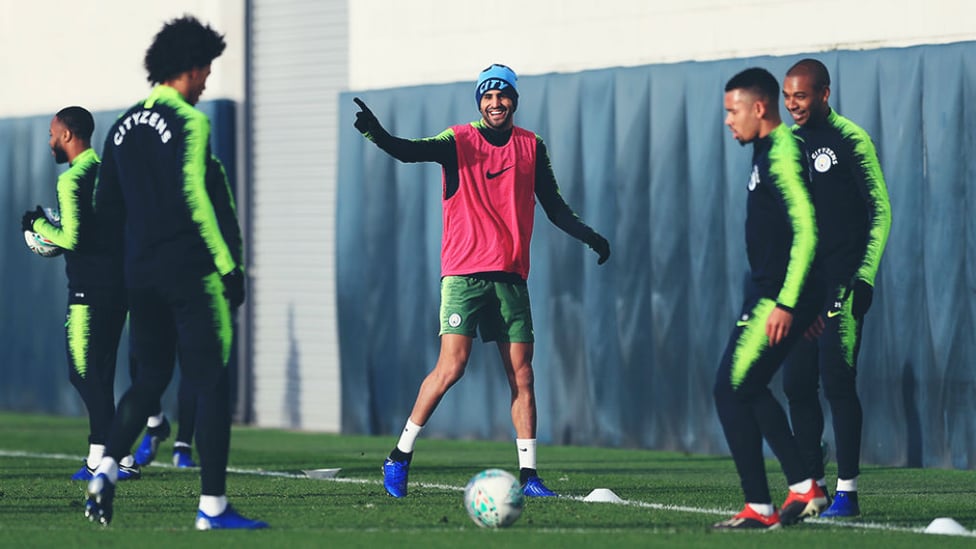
[147,413,165,429]
[396,419,423,454]
[837,477,858,492]
[747,502,774,516]
[199,495,228,517]
[516,438,537,470]
[789,479,813,494]
[87,444,105,470]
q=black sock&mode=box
[519,467,537,485]
[390,448,412,464]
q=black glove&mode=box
[851,279,873,318]
[21,205,45,232]
[353,97,383,136]
[222,268,246,310]
[586,233,611,265]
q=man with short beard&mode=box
[353,64,610,499]
[23,106,136,483]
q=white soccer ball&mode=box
[24,208,63,258]
[463,468,524,528]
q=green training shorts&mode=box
[439,275,534,343]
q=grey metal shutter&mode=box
[246,0,347,430]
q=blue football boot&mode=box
[134,417,171,466]
[522,476,558,497]
[820,490,860,517]
[195,504,269,530]
[117,457,141,481]
[173,447,197,468]
[382,458,409,498]
[72,462,95,481]
[85,473,116,525]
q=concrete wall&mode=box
[0,1,245,116]
[347,0,976,90]
[5,0,974,116]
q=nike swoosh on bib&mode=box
[485,166,513,179]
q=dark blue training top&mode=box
[32,148,124,291]
[95,85,238,288]
[745,123,818,311]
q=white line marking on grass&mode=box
[4,449,973,537]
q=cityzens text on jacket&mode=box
[113,110,172,146]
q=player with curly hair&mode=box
[85,15,263,530]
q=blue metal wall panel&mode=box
[338,42,976,468]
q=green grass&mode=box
[1,411,974,547]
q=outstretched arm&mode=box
[533,138,610,265]
[353,97,456,164]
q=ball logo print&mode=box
[814,152,833,173]
[463,469,524,528]
[24,208,63,258]
[449,313,462,328]
[811,147,837,173]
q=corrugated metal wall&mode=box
[248,0,346,430]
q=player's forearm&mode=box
[372,130,455,165]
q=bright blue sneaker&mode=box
[382,458,409,498]
[195,504,269,530]
[72,463,94,481]
[522,476,558,497]
[117,461,141,481]
[85,473,116,525]
[173,448,197,468]
[820,490,860,517]
[134,417,171,466]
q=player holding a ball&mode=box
[21,107,135,482]
[354,64,611,499]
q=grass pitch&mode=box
[1,411,974,548]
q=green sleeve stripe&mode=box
[768,124,817,308]
[34,149,98,250]
[730,298,777,388]
[209,155,244,267]
[203,271,234,365]
[167,95,236,276]
[830,111,892,286]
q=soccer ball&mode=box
[24,208,63,258]
[463,468,524,528]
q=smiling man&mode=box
[780,58,891,518]
[353,63,610,499]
